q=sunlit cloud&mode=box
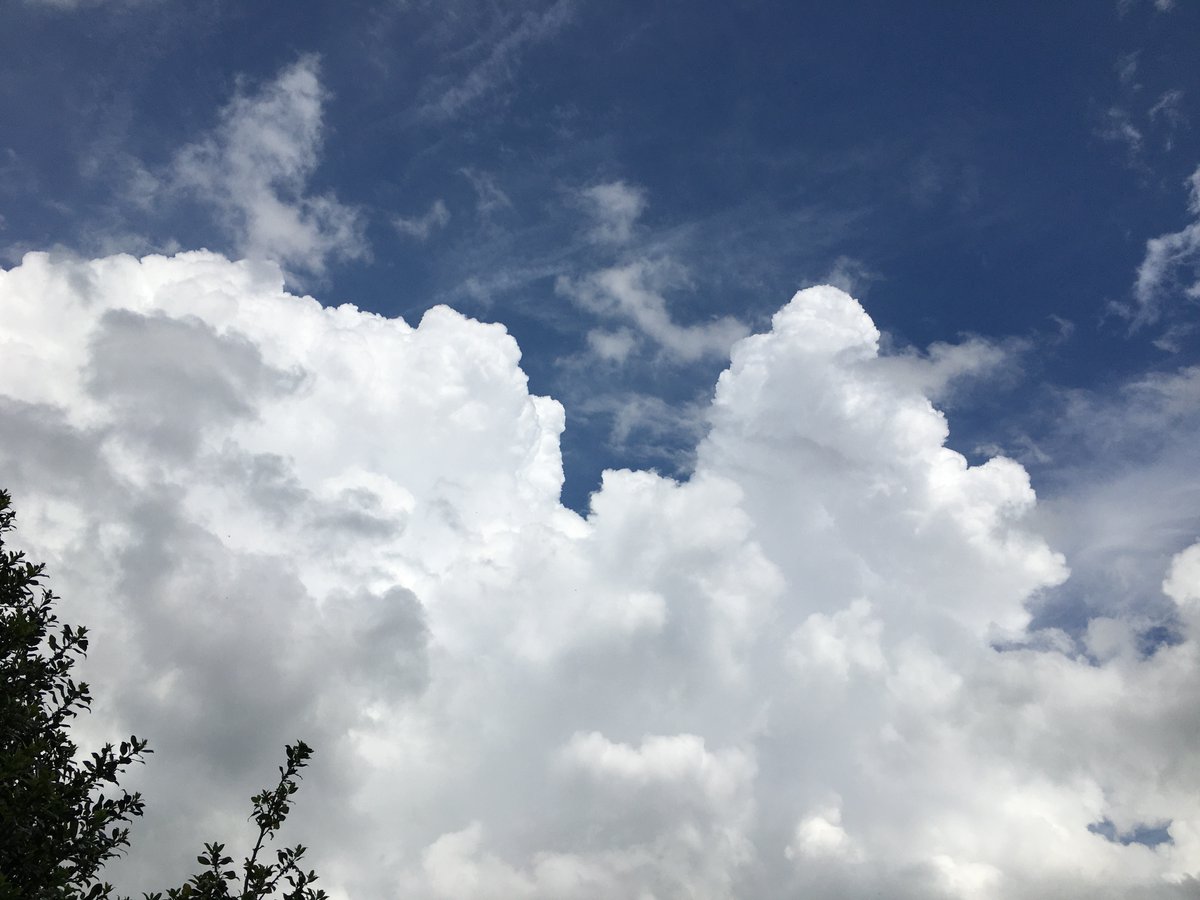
[3,251,1200,898]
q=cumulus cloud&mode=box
[578,181,647,245]
[168,56,366,277]
[393,199,451,241]
[558,258,748,362]
[3,253,1200,898]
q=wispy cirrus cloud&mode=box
[1125,164,1200,337]
[1149,89,1187,150]
[1117,0,1177,15]
[418,0,576,120]
[459,167,513,216]
[1096,42,1186,169]
[393,199,451,241]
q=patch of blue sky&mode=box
[1088,817,1174,849]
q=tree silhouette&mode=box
[1,489,329,900]
[144,741,328,900]
[0,488,149,899]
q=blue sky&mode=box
[4,0,1198,509]
[3,2,1200,897]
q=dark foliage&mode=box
[1,490,328,900]
[0,489,150,900]
[144,741,328,900]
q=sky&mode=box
[1,1,1200,898]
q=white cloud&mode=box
[1149,90,1187,150]
[786,797,863,863]
[3,252,1200,898]
[579,181,647,245]
[558,258,749,362]
[874,334,1018,406]
[168,56,366,277]
[394,199,451,241]
[1128,165,1200,328]
[585,327,637,363]
[1166,544,1200,595]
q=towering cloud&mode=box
[1,250,1198,898]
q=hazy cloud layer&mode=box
[2,252,1200,899]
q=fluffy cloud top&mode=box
[2,251,1199,899]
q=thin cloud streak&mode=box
[394,199,451,241]
[418,0,577,120]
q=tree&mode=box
[144,740,328,900]
[0,488,150,899]
[1,489,329,900]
